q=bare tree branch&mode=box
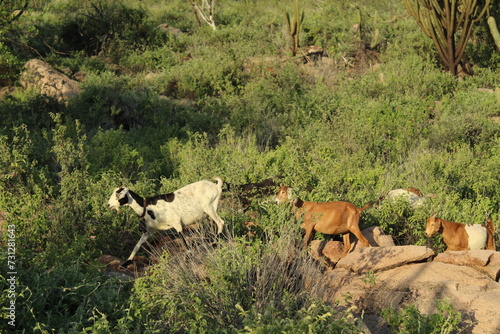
[187,0,217,31]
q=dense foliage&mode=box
[1,0,500,332]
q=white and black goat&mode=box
[108,177,225,266]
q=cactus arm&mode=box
[488,16,500,52]
[284,0,303,56]
[285,12,291,34]
[454,0,491,63]
[404,0,491,75]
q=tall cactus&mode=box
[357,8,383,50]
[488,16,500,53]
[285,0,304,56]
[404,0,492,76]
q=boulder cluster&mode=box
[309,227,500,334]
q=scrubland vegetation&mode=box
[1,0,500,332]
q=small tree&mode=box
[188,0,217,31]
[404,0,492,76]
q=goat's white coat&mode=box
[108,177,225,261]
[385,189,426,208]
[465,224,488,250]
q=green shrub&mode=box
[1,0,499,332]
[88,127,177,179]
[161,45,246,99]
[69,72,160,130]
[0,260,135,333]
[121,46,178,73]
[373,198,431,247]
[43,0,155,57]
[130,228,364,333]
[381,300,463,334]
[0,41,22,85]
[238,302,363,334]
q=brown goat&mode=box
[425,214,496,251]
[406,187,424,197]
[275,186,372,256]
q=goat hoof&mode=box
[121,260,133,268]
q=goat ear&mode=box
[116,187,128,199]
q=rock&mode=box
[73,71,86,82]
[0,86,16,100]
[157,23,183,37]
[434,250,495,267]
[311,227,396,264]
[322,261,500,334]
[372,262,500,334]
[105,271,135,281]
[98,254,122,266]
[478,88,494,93]
[304,46,323,64]
[484,252,500,281]
[352,226,395,249]
[336,245,436,273]
[362,314,391,334]
[434,250,500,281]
[20,59,81,102]
[376,235,395,247]
[309,240,344,263]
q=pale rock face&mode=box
[20,59,81,102]
[321,247,500,334]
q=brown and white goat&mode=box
[275,186,372,257]
[425,214,496,251]
[108,177,225,266]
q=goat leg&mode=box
[350,228,371,248]
[342,233,351,257]
[302,225,315,250]
[122,230,153,267]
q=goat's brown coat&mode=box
[276,186,372,257]
[426,214,496,251]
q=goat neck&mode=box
[140,198,147,218]
[435,218,445,233]
[292,198,305,209]
[125,189,148,218]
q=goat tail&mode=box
[486,217,495,234]
[485,217,496,251]
[358,200,376,213]
[212,176,224,188]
